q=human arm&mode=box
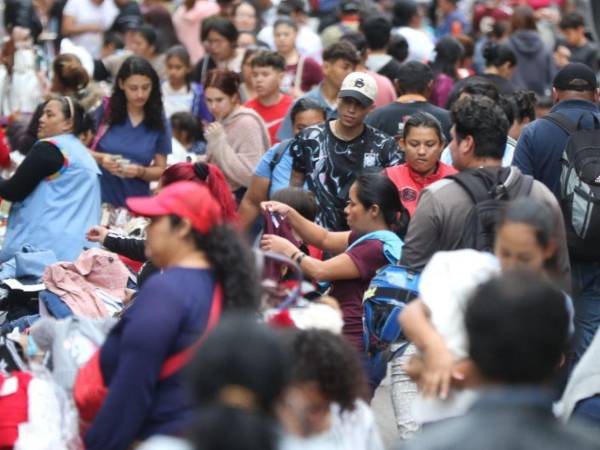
[87,226,148,262]
[0,141,63,202]
[239,175,270,232]
[261,200,350,255]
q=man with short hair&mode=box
[244,51,293,144]
[400,95,570,286]
[559,12,598,72]
[391,0,434,63]
[365,61,452,142]
[277,41,359,141]
[290,72,402,231]
[400,271,600,450]
[363,15,404,85]
[513,62,600,365]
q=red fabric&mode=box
[74,283,223,430]
[0,372,32,448]
[118,255,143,273]
[385,162,457,216]
[266,309,296,328]
[0,128,11,169]
[244,95,293,144]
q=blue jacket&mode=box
[513,99,600,196]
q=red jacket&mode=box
[385,162,457,216]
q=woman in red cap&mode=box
[78,181,259,450]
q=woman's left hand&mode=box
[204,122,224,140]
[261,234,298,258]
[121,164,144,179]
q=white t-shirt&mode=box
[392,27,435,63]
[258,25,322,63]
[63,0,119,58]
[161,82,193,119]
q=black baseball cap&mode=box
[553,63,598,92]
[340,0,360,13]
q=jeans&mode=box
[390,343,420,440]
[570,260,600,366]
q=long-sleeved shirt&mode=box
[84,267,215,450]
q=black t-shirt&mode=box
[365,101,452,142]
[569,42,599,72]
[291,121,402,231]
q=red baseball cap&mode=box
[126,181,223,234]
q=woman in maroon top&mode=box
[260,174,403,352]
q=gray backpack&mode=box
[544,112,600,260]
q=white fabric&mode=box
[419,249,501,359]
[365,54,393,74]
[137,436,193,450]
[392,27,435,63]
[63,0,118,58]
[168,138,196,165]
[161,82,193,119]
[257,25,323,63]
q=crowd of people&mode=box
[0,0,600,449]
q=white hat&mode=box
[338,72,378,107]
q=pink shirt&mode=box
[370,70,396,108]
[172,1,220,63]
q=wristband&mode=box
[290,250,300,261]
[295,252,306,265]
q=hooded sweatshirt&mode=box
[508,30,556,96]
[172,1,220,64]
[205,107,270,191]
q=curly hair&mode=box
[287,329,368,412]
[108,56,165,130]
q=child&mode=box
[161,45,213,123]
[169,111,207,164]
[244,50,293,144]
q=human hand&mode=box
[419,342,463,400]
[260,234,298,258]
[261,200,292,218]
[86,225,109,244]
[102,155,121,176]
[204,122,224,140]
[121,164,144,179]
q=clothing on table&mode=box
[430,73,455,109]
[282,57,324,94]
[43,248,130,319]
[277,84,338,141]
[244,95,293,145]
[84,268,216,450]
[96,110,172,207]
[290,120,402,231]
[204,107,270,191]
[0,134,101,263]
[385,163,457,216]
[103,232,158,287]
[328,231,399,352]
[507,30,556,96]
[62,0,119,58]
[172,1,220,64]
[365,101,452,142]
[399,167,571,289]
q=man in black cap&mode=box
[513,62,600,368]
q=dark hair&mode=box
[273,16,298,32]
[134,24,159,52]
[497,197,559,275]
[166,45,192,67]
[392,0,418,27]
[272,188,318,221]
[340,32,367,58]
[511,6,537,31]
[79,111,96,136]
[232,1,259,29]
[354,173,402,227]
[242,47,261,66]
[402,112,445,143]
[396,61,433,95]
[459,77,500,102]
[431,36,464,78]
[45,96,86,135]
[170,111,205,143]
[280,0,306,14]
[456,34,474,60]
[52,54,89,93]
[499,95,516,125]
[169,217,260,310]
[388,35,409,64]
[287,329,368,412]
[361,15,392,51]
[512,89,537,123]
[290,98,326,124]
[465,272,569,384]
[201,16,239,44]
[109,56,165,130]
[322,41,360,65]
[189,314,288,450]
[451,95,509,160]
[103,31,125,50]
[483,42,516,68]
[559,12,585,30]
[250,50,286,71]
[205,69,241,97]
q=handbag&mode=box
[73,283,223,429]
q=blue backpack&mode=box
[362,265,420,359]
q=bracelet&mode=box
[290,250,300,261]
[295,252,306,265]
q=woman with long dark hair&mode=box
[429,36,464,108]
[90,56,171,209]
[260,173,403,352]
[81,181,260,450]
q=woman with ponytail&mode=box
[82,181,259,450]
[260,173,403,353]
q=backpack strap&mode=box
[516,173,534,197]
[269,141,290,172]
[159,283,223,379]
[448,170,494,203]
[294,56,305,92]
[542,112,577,136]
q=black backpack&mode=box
[449,168,534,252]
[543,112,600,261]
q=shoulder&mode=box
[232,108,265,127]
[365,124,396,142]
[303,57,321,69]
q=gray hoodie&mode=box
[508,30,556,96]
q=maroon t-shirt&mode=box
[329,232,389,353]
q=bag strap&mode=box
[159,283,223,379]
[448,170,494,204]
[542,112,577,136]
[294,56,305,91]
[515,174,534,198]
[91,96,111,151]
[269,141,289,172]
